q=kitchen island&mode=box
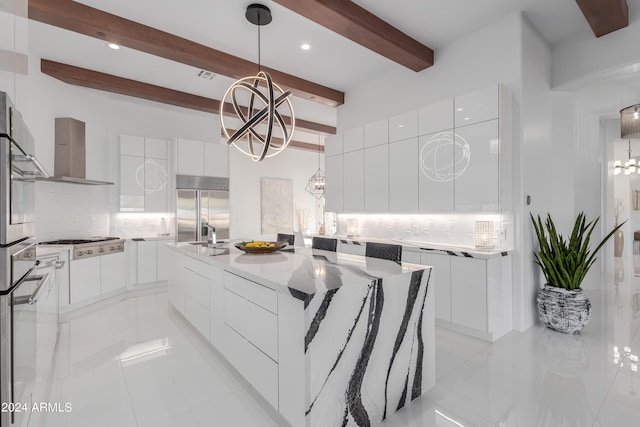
[167,242,434,427]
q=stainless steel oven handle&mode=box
[11,153,50,178]
[26,273,50,305]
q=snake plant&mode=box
[530,212,624,290]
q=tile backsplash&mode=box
[36,181,111,241]
[111,212,174,238]
[333,212,515,250]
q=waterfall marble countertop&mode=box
[169,241,429,303]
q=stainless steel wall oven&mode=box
[1,92,50,427]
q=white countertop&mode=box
[327,235,509,259]
[170,241,429,302]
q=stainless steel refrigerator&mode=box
[176,175,230,243]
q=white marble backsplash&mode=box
[333,212,515,250]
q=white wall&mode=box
[229,145,324,240]
[12,54,323,241]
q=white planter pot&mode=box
[536,285,591,334]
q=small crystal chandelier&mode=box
[220,4,295,162]
[615,105,640,175]
[305,142,325,199]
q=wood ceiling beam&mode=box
[28,0,344,107]
[221,129,324,153]
[575,0,628,37]
[40,59,336,138]
[272,0,434,72]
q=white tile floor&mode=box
[41,266,640,427]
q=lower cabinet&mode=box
[168,249,185,314]
[420,253,511,342]
[70,252,128,305]
[132,239,174,285]
[183,258,210,339]
[421,253,451,322]
[222,272,279,409]
[69,257,100,304]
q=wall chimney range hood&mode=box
[38,117,113,185]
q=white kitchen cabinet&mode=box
[324,133,343,158]
[120,155,145,212]
[343,126,364,153]
[120,135,170,213]
[137,240,157,284]
[324,154,343,213]
[419,98,453,136]
[145,137,168,159]
[389,109,418,142]
[130,239,173,286]
[364,118,388,148]
[100,251,128,294]
[343,150,365,212]
[156,240,172,281]
[421,253,452,322]
[177,138,205,176]
[418,131,454,212]
[364,144,389,212]
[168,249,185,314]
[209,265,224,348]
[204,142,229,177]
[454,85,499,127]
[454,119,500,212]
[177,138,229,177]
[184,267,210,339]
[389,138,419,212]
[126,240,137,286]
[69,257,101,304]
[120,135,145,156]
[450,257,487,332]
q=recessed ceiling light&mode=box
[456,107,463,111]
[464,117,470,121]
[300,43,311,50]
[398,124,404,128]
[108,43,120,50]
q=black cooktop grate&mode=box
[39,237,120,245]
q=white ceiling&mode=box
[27,0,640,131]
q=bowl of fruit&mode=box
[234,240,288,254]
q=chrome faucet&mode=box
[204,224,216,247]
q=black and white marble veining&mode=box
[304,267,432,427]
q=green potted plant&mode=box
[531,212,624,334]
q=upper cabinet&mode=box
[454,85,499,128]
[120,135,170,213]
[323,84,508,215]
[419,99,453,136]
[324,133,343,157]
[389,110,418,143]
[343,126,364,153]
[364,119,388,148]
[177,138,229,178]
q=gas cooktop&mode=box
[39,237,125,260]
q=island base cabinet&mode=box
[184,258,210,339]
[223,324,279,409]
[421,253,451,322]
[168,250,185,314]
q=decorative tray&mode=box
[234,241,288,254]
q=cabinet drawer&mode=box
[224,324,278,409]
[184,255,209,277]
[223,272,277,314]
[184,267,210,309]
[185,293,210,339]
[224,289,278,361]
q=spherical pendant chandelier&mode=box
[220,4,295,162]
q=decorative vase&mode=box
[537,285,591,334]
[614,229,623,257]
[318,224,325,236]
